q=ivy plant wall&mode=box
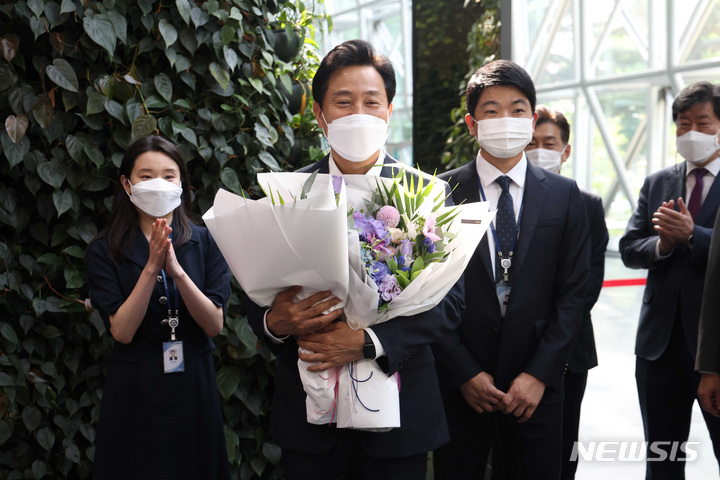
[441,0,500,171]
[0,0,326,479]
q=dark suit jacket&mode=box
[567,190,609,372]
[619,162,720,361]
[697,207,720,372]
[431,159,590,404]
[245,153,465,458]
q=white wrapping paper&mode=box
[203,171,493,430]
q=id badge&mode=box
[163,341,185,373]
[496,283,511,318]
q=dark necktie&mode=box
[495,176,516,283]
[688,168,708,220]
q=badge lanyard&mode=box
[161,269,180,340]
[477,174,523,283]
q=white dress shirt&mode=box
[474,151,527,275]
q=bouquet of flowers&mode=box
[203,168,493,430]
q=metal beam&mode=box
[584,86,637,210]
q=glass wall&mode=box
[509,0,720,249]
[319,0,413,165]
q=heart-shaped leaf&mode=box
[46,58,78,92]
[154,73,173,103]
[83,14,116,59]
[5,114,29,144]
[0,34,19,62]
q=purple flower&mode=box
[332,175,344,195]
[424,237,436,254]
[378,275,402,302]
[369,261,390,283]
[394,255,410,272]
[399,239,414,257]
[353,211,390,249]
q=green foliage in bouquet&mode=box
[0,1,328,478]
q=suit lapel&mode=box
[512,162,548,276]
[455,161,494,281]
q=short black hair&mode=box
[672,81,720,122]
[312,39,396,109]
[465,60,536,118]
[535,105,570,144]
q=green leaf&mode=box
[86,92,105,115]
[0,63,18,91]
[33,96,54,129]
[1,323,19,345]
[249,77,263,93]
[37,161,66,189]
[22,406,41,432]
[216,366,242,399]
[262,443,282,465]
[28,0,44,17]
[62,245,84,258]
[224,46,238,72]
[0,419,13,446]
[60,0,77,14]
[154,73,173,103]
[64,267,84,289]
[131,114,157,142]
[83,14,117,59]
[53,189,73,216]
[159,19,178,47]
[0,372,13,386]
[36,427,55,449]
[106,10,127,44]
[65,444,81,463]
[179,128,197,146]
[2,132,30,168]
[32,460,47,480]
[220,168,240,193]
[176,0,191,25]
[104,99,125,124]
[258,151,280,171]
[5,114,29,143]
[221,25,235,44]
[190,6,209,28]
[209,62,230,91]
[46,58,78,92]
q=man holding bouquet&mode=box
[432,60,591,479]
[246,39,465,479]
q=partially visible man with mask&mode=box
[431,60,591,479]
[620,81,720,479]
[245,39,465,480]
[525,106,609,480]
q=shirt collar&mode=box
[328,150,385,177]
[687,156,720,177]
[475,151,528,190]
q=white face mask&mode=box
[526,147,566,174]
[677,129,720,165]
[126,178,183,218]
[474,117,534,159]
[322,112,389,163]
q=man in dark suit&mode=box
[525,105,608,480]
[698,208,720,417]
[620,81,720,478]
[431,60,591,479]
[245,39,464,480]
